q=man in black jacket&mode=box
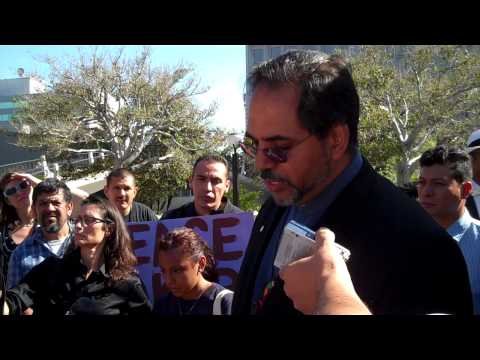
[232,50,473,315]
[103,168,157,223]
[162,154,242,220]
[466,129,480,220]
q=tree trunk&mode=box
[396,160,412,186]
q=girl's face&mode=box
[158,247,206,299]
[4,179,33,210]
[74,204,110,250]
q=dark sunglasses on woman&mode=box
[3,180,30,198]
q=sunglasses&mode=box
[3,180,30,197]
[73,215,112,227]
[240,134,313,163]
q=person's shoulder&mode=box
[131,202,158,221]
[112,271,148,294]
[10,227,40,258]
[161,202,193,220]
[118,271,144,286]
[224,201,244,214]
[209,282,234,314]
[254,196,281,222]
[207,282,233,299]
[469,216,480,232]
[132,201,155,212]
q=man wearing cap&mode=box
[466,129,480,220]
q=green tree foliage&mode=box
[12,46,218,169]
[350,45,480,185]
[10,46,231,203]
[225,183,263,213]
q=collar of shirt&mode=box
[447,209,475,241]
[31,221,75,253]
[188,196,230,216]
[288,149,364,227]
[73,248,109,279]
[79,256,108,277]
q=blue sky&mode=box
[0,45,247,133]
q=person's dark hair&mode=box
[32,178,72,205]
[419,145,471,183]
[106,168,135,187]
[0,173,20,226]
[248,50,360,151]
[78,196,137,281]
[192,154,230,179]
[157,227,218,282]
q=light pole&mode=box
[226,134,242,207]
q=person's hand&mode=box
[1,290,9,315]
[22,307,33,315]
[11,172,41,188]
[279,228,370,315]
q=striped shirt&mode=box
[448,209,480,314]
[7,223,74,289]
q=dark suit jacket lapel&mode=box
[232,198,286,314]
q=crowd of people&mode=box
[1,49,480,315]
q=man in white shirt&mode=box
[466,129,480,220]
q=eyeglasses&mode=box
[3,180,30,197]
[73,216,112,227]
[240,134,313,163]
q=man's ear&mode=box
[198,255,207,273]
[461,181,473,199]
[133,186,138,199]
[328,123,350,161]
[224,179,231,193]
[66,202,74,217]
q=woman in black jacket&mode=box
[1,196,152,315]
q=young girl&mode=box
[154,227,233,315]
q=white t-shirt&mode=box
[46,237,68,256]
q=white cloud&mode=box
[194,76,246,134]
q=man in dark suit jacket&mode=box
[466,129,480,220]
[232,50,473,315]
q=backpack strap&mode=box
[213,289,233,315]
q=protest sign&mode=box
[128,212,255,302]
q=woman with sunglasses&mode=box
[0,172,88,286]
[1,196,152,315]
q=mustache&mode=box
[260,170,288,182]
[260,170,302,192]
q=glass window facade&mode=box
[252,48,264,65]
[0,102,15,109]
[0,114,12,121]
[270,47,281,59]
